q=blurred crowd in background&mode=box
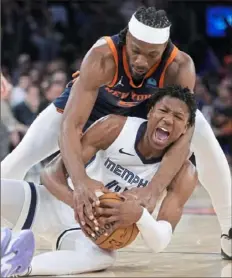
[1,0,232,168]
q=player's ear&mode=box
[182,122,190,134]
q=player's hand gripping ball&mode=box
[84,193,140,250]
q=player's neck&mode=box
[137,133,165,160]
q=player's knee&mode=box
[1,179,25,228]
[182,160,198,186]
[1,179,13,200]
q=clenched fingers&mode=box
[74,200,85,226]
[84,207,99,233]
[98,216,119,227]
[95,207,118,217]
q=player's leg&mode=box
[1,104,62,180]
[1,178,115,276]
[1,85,71,180]
[1,178,76,243]
[1,228,35,278]
[191,109,231,258]
[1,179,35,277]
[28,229,116,276]
[1,179,27,229]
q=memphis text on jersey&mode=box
[104,158,149,192]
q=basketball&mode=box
[89,193,139,250]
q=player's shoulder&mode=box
[176,50,194,69]
[86,115,127,137]
[164,50,195,88]
[83,115,128,150]
[97,114,127,130]
[89,38,115,65]
[169,50,194,74]
[81,37,116,82]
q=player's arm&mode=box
[81,115,126,164]
[136,160,198,253]
[165,51,196,90]
[40,154,74,207]
[96,160,197,253]
[145,53,196,208]
[156,160,198,229]
[42,115,126,208]
[59,40,116,223]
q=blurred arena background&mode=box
[1,1,232,277]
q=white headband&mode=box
[128,14,170,44]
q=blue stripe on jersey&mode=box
[22,182,37,230]
[56,228,81,250]
[85,155,96,168]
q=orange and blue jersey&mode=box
[53,34,179,130]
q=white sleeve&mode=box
[136,207,173,253]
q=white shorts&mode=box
[13,181,80,249]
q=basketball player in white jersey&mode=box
[2,85,200,276]
[1,7,231,257]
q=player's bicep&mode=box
[62,47,115,131]
[81,115,127,164]
[62,77,97,132]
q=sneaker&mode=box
[1,228,12,257]
[221,228,232,260]
[1,228,35,277]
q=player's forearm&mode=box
[148,126,194,195]
[156,193,182,231]
[59,122,88,188]
[41,170,74,208]
[136,207,172,253]
[47,181,74,208]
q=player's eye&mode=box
[175,115,184,120]
[132,49,140,54]
[149,53,158,58]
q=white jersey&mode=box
[85,117,163,193]
[7,117,164,248]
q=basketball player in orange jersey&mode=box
[1,7,231,258]
[1,86,199,276]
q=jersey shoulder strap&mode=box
[106,117,147,154]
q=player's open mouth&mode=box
[154,127,170,143]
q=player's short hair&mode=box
[119,6,171,46]
[134,6,171,28]
[147,85,197,126]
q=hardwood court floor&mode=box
[37,185,231,277]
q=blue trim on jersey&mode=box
[53,83,72,110]
[134,122,163,164]
[85,155,96,168]
[22,182,37,230]
[111,34,120,45]
[56,227,81,250]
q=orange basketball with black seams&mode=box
[89,193,139,250]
